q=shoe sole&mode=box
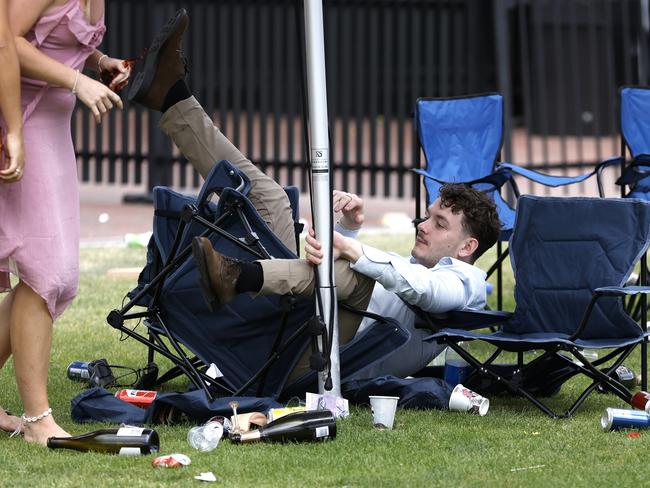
[191,237,219,313]
[128,8,188,104]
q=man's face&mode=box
[411,198,473,268]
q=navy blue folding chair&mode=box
[108,161,408,400]
[414,93,622,309]
[425,195,650,418]
[616,86,650,201]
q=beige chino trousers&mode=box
[159,97,375,381]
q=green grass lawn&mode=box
[0,236,648,488]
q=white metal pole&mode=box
[303,0,341,397]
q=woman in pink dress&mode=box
[0,0,127,445]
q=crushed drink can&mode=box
[601,407,650,430]
[67,361,91,382]
[115,389,157,409]
[152,453,191,468]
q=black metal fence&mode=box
[74,0,650,200]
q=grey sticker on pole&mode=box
[311,148,329,172]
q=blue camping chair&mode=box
[617,86,650,200]
[425,195,650,418]
[108,161,408,400]
[413,93,622,308]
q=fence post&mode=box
[493,0,514,164]
[123,0,173,203]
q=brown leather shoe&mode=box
[192,237,241,312]
[128,9,189,110]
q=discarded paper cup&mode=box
[369,395,399,429]
[448,384,489,416]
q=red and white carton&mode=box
[152,453,191,468]
[115,389,157,409]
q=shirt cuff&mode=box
[350,244,396,277]
[334,222,360,238]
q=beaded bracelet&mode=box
[71,69,80,96]
[97,53,108,73]
[10,407,52,438]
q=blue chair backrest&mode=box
[506,196,650,340]
[415,93,514,235]
[620,87,650,198]
[415,93,503,204]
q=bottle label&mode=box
[315,426,329,438]
[117,426,144,437]
[119,447,142,456]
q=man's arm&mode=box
[350,245,470,313]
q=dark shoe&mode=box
[128,8,189,110]
[192,237,241,312]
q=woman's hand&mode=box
[99,56,131,92]
[333,189,364,230]
[0,130,25,182]
[74,72,123,123]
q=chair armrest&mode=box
[497,161,597,187]
[569,285,650,340]
[594,285,650,297]
[416,309,512,332]
[616,154,650,187]
[412,167,513,192]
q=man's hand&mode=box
[304,228,363,266]
[333,190,364,230]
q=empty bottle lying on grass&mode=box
[48,426,159,455]
[231,410,336,444]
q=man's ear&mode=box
[458,237,479,259]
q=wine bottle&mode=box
[231,410,336,444]
[47,426,160,455]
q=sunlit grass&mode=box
[0,243,646,488]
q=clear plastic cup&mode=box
[187,421,224,451]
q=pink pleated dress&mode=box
[0,0,105,319]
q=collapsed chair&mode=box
[107,160,409,401]
[425,195,650,418]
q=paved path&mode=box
[79,193,415,245]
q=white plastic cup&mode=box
[369,395,399,429]
[448,384,489,416]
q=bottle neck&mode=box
[236,430,262,443]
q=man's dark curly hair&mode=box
[438,184,501,263]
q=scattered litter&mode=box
[195,472,217,482]
[532,432,540,435]
[306,392,349,418]
[152,453,191,468]
[627,432,641,438]
[98,212,110,224]
[510,465,546,472]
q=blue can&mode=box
[67,361,91,382]
[443,360,472,386]
[601,408,650,430]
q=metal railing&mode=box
[74,0,649,200]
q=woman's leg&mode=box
[0,289,21,433]
[10,281,69,444]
